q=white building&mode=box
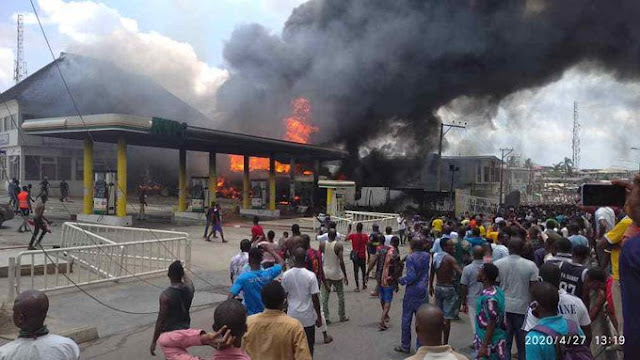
[0,53,212,196]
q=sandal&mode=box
[394,346,410,354]
[378,323,388,331]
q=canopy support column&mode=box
[116,137,127,217]
[269,157,276,211]
[178,148,187,212]
[289,157,296,206]
[83,137,94,215]
[208,152,217,205]
[242,156,250,210]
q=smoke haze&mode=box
[218,0,640,181]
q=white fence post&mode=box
[8,257,15,303]
[184,239,192,271]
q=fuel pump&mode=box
[191,177,208,212]
[94,171,117,215]
[251,180,267,209]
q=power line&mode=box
[4,1,221,313]
[26,0,219,291]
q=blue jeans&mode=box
[401,292,428,351]
[505,312,526,360]
[434,285,458,320]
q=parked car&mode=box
[0,202,15,228]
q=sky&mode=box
[0,0,638,170]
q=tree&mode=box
[507,156,519,168]
[524,158,534,170]
[562,157,574,176]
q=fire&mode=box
[216,176,241,199]
[284,98,318,143]
[228,97,318,173]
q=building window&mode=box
[10,155,20,180]
[0,155,7,180]
[76,158,83,181]
[41,157,57,181]
[25,156,40,180]
[476,164,482,183]
[3,116,10,132]
[57,157,71,181]
[484,166,490,183]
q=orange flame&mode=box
[228,97,318,173]
[216,176,241,199]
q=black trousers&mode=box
[29,222,47,249]
[352,256,367,287]
[304,325,315,357]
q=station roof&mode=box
[21,113,348,163]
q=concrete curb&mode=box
[0,326,99,344]
[60,326,99,344]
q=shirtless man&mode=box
[284,235,305,268]
[428,237,462,344]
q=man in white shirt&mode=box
[0,290,80,360]
[397,213,407,245]
[594,206,615,237]
[316,221,345,243]
[282,247,323,356]
[494,237,538,360]
[384,226,394,246]
[522,263,592,342]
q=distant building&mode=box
[0,52,212,194]
[423,154,502,198]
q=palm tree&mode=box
[524,158,533,169]
[524,158,534,195]
[563,157,574,176]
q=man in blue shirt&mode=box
[395,238,431,354]
[465,227,487,249]
[525,282,586,360]
[229,245,284,315]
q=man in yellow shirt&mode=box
[600,216,632,336]
[432,217,444,236]
[242,281,312,360]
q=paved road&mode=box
[0,198,476,359]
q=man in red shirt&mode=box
[346,222,369,292]
[302,234,333,344]
[250,216,265,244]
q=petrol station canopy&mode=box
[21,113,348,163]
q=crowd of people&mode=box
[3,176,640,360]
[6,176,52,249]
[145,181,637,360]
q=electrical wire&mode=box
[2,101,165,291]
[26,0,221,292]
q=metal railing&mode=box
[312,211,400,236]
[345,210,399,234]
[7,222,191,302]
[60,222,188,247]
[8,237,190,301]
[454,191,498,218]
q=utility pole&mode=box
[572,101,581,171]
[13,14,27,83]
[448,164,459,208]
[498,147,514,204]
[436,121,466,191]
[632,147,640,172]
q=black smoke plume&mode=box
[217,0,640,186]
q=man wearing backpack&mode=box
[525,282,592,360]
